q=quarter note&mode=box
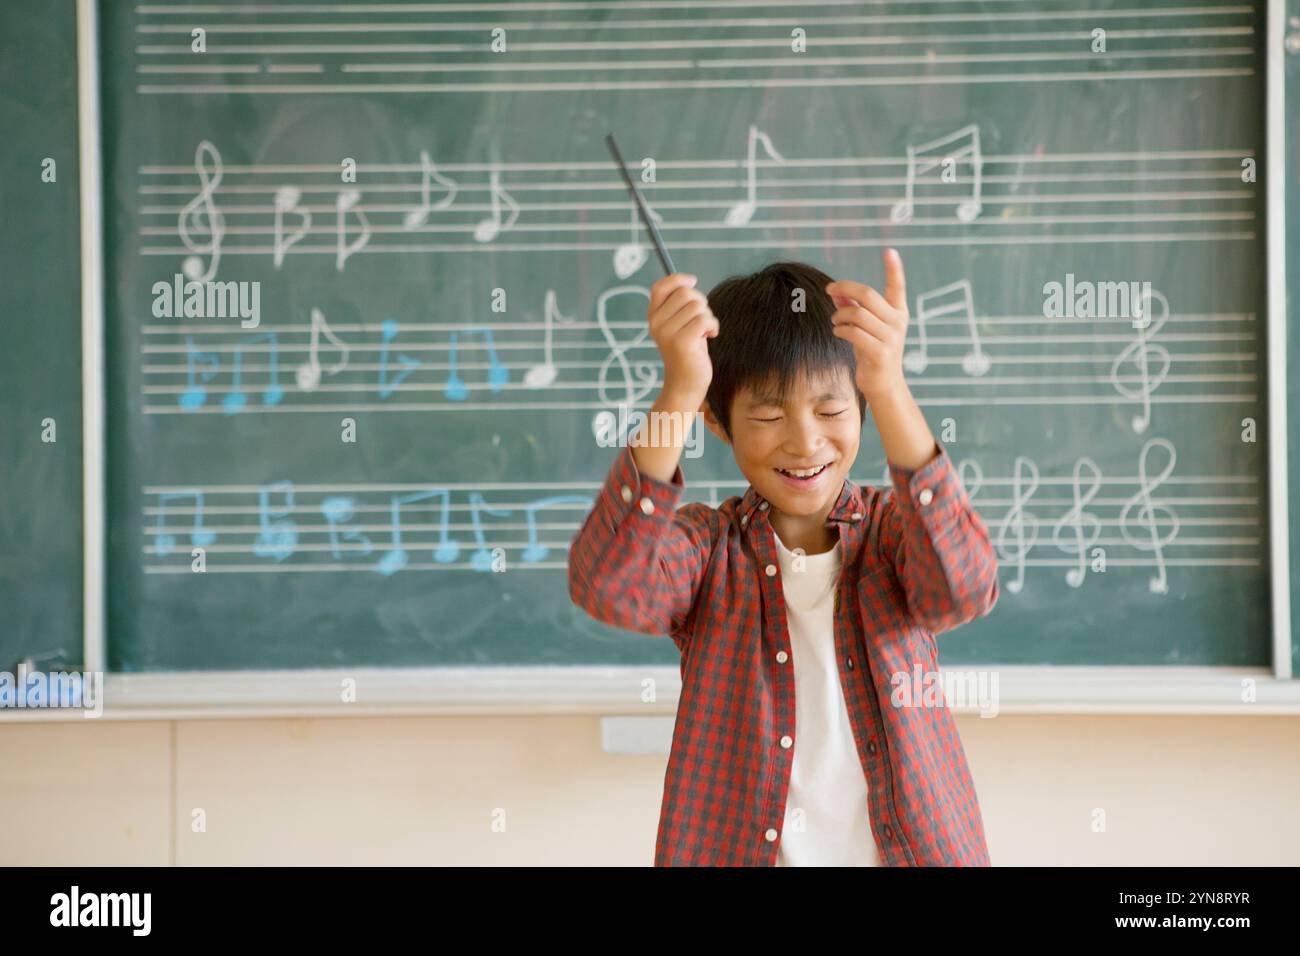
[178,139,224,281]
[723,124,785,226]
[335,188,371,271]
[179,337,220,410]
[1051,457,1103,587]
[1110,288,1171,434]
[1119,438,1180,595]
[473,166,519,243]
[377,318,420,399]
[995,456,1040,594]
[253,480,297,562]
[223,331,284,414]
[321,496,372,561]
[296,307,350,391]
[613,203,666,279]
[520,495,593,563]
[889,124,983,225]
[523,290,576,388]
[402,149,458,228]
[375,489,459,575]
[272,185,311,269]
[444,327,508,400]
[152,490,217,555]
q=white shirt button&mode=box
[780,735,793,749]
[918,488,934,506]
[740,514,749,527]
[765,564,777,577]
[620,484,633,503]
[764,828,779,842]
[759,501,769,511]
[639,497,655,515]
[776,650,788,663]
[850,511,863,521]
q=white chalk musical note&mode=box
[613,203,666,279]
[272,186,311,269]
[995,456,1040,594]
[723,124,785,226]
[889,124,983,225]
[524,290,577,388]
[1110,288,1171,434]
[909,279,990,376]
[178,140,225,281]
[295,307,350,391]
[473,166,519,243]
[1119,438,1180,594]
[594,286,659,435]
[402,149,458,228]
[1052,457,1103,588]
[335,188,371,270]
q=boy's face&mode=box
[704,367,862,520]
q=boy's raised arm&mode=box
[569,272,721,646]
[828,250,999,633]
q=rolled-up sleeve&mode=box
[568,444,714,648]
[881,440,999,634]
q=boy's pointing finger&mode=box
[883,248,907,312]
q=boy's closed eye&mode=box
[749,407,850,423]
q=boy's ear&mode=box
[700,400,732,445]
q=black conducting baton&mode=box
[604,133,676,275]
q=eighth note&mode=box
[445,327,508,400]
[473,166,519,243]
[296,307,350,392]
[403,149,458,228]
[723,124,785,227]
[908,279,990,376]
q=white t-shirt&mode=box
[772,528,882,867]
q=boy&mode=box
[568,250,999,866]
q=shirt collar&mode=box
[738,477,865,529]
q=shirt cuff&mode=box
[886,440,963,519]
[602,443,687,527]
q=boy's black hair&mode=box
[704,260,866,438]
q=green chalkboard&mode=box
[96,0,1272,671]
[0,0,84,672]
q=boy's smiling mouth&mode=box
[773,462,834,488]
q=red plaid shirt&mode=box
[568,439,999,866]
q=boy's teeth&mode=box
[780,464,828,478]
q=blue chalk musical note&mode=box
[224,331,284,414]
[153,490,217,555]
[375,488,460,575]
[321,496,372,561]
[445,328,508,401]
[468,491,511,571]
[253,480,297,562]
[179,337,220,410]
[520,495,594,563]
[377,319,420,399]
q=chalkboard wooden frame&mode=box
[10,0,1296,722]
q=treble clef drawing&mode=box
[995,456,1040,595]
[1051,456,1103,588]
[1119,437,1180,594]
[1110,288,1171,434]
[178,140,225,281]
[595,286,660,436]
